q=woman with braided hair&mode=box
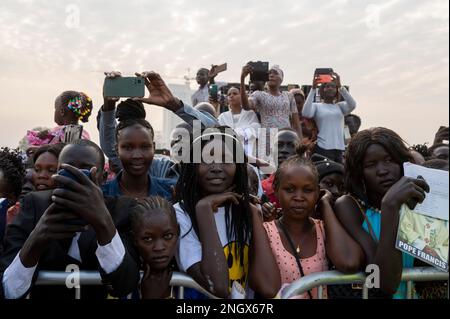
[101,99,174,201]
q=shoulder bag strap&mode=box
[278,220,313,299]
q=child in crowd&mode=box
[129,196,179,299]
[174,126,280,298]
[335,127,430,298]
[263,146,363,299]
[52,91,93,142]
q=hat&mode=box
[314,157,344,180]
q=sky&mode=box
[0,0,448,149]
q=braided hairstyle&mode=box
[0,147,26,200]
[273,144,319,193]
[58,91,93,123]
[115,99,154,138]
[129,196,177,232]
[175,126,252,264]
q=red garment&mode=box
[261,174,280,208]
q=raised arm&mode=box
[334,73,356,115]
[99,71,122,170]
[135,71,218,128]
[240,64,255,111]
[302,75,320,119]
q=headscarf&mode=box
[270,65,284,82]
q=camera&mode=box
[248,61,269,82]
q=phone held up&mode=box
[56,168,92,226]
[248,61,269,82]
[209,84,219,101]
[103,76,145,98]
[314,68,334,85]
[213,63,227,74]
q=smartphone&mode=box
[249,61,269,82]
[209,84,218,101]
[314,68,334,84]
[103,77,145,98]
[214,63,227,74]
[57,169,91,226]
[58,168,91,183]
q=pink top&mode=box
[49,126,91,144]
[263,219,329,299]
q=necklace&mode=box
[278,218,302,254]
[355,198,381,214]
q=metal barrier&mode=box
[280,267,449,299]
[35,271,219,299]
[34,267,448,299]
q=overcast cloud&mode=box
[0,0,448,148]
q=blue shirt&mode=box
[102,171,174,201]
[362,208,415,299]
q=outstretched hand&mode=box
[103,71,121,110]
[133,71,182,112]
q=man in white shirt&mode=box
[0,140,139,299]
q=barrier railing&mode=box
[34,267,448,299]
[280,267,449,299]
[35,271,219,299]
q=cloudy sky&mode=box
[0,0,448,149]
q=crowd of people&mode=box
[0,63,448,300]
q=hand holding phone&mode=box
[55,168,92,226]
[313,68,334,87]
[209,63,227,79]
[248,61,269,82]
